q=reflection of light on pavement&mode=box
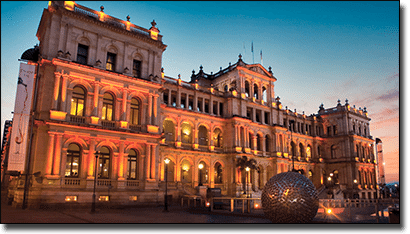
[370,209,389,217]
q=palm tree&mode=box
[236,156,260,192]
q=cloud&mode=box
[387,73,399,83]
[375,89,399,102]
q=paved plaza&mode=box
[1,191,393,224]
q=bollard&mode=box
[230,199,234,212]
[375,200,379,223]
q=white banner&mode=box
[8,63,36,172]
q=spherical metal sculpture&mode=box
[262,171,319,223]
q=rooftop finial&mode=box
[126,15,130,21]
[151,20,157,27]
[199,65,203,71]
[268,66,272,73]
[238,54,242,60]
[100,6,104,12]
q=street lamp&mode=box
[245,167,250,197]
[289,120,295,171]
[198,163,204,186]
[91,151,99,213]
[245,167,250,212]
[164,158,170,212]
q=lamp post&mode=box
[198,163,204,186]
[91,151,99,213]
[245,167,250,197]
[164,158,170,212]
[289,120,295,171]
[245,167,250,212]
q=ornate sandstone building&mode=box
[8,1,377,208]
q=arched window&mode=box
[306,145,312,159]
[265,135,270,152]
[331,145,337,159]
[99,146,111,179]
[65,143,81,177]
[291,141,296,157]
[102,92,114,121]
[181,122,192,144]
[299,143,304,158]
[253,84,259,99]
[249,132,253,149]
[214,162,223,184]
[245,81,250,97]
[356,145,360,158]
[317,145,321,157]
[163,120,175,142]
[213,128,223,148]
[130,98,140,125]
[127,149,138,180]
[70,86,86,116]
[198,125,208,146]
[262,86,267,102]
[198,161,208,184]
[181,160,192,183]
[224,85,228,92]
[257,134,262,151]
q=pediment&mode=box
[248,65,271,77]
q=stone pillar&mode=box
[147,93,153,125]
[60,75,68,112]
[167,89,171,106]
[87,139,96,178]
[121,89,127,121]
[145,144,151,180]
[193,91,198,111]
[52,133,63,176]
[118,141,125,179]
[150,144,156,179]
[153,95,158,125]
[177,88,181,108]
[93,83,100,116]
[45,132,56,175]
[52,72,61,110]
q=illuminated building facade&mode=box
[8,1,377,208]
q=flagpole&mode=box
[251,41,254,64]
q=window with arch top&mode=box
[65,143,81,177]
[214,162,223,184]
[102,93,114,121]
[198,125,208,146]
[98,146,111,179]
[127,149,138,180]
[70,86,85,116]
[106,52,116,71]
[130,98,141,125]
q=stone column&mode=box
[167,89,171,106]
[45,132,56,175]
[118,141,125,179]
[153,95,158,125]
[52,72,61,110]
[93,83,100,116]
[87,138,96,178]
[121,89,127,121]
[147,93,153,125]
[52,133,63,176]
[150,144,156,179]
[60,75,68,112]
[145,144,151,179]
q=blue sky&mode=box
[1,1,400,182]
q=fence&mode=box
[181,196,262,214]
[181,196,399,222]
[319,198,399,223]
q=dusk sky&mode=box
[1,1,400,183]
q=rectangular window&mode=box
[102,104,113,121]
[213,101,218,115]
[133,60,141,78]
[99,196,110,201]
[106,52,116,71]
[219,103,223,116]
[205,99,209,113]
[284,119,287,128]
[197,98,203,112]
[189,96,194,110]
[77,44,88,65]
[181,94,186,109]
[65,196,78,202]
[327,126,331,136]
[163,91,169,105]
[264,112,270,124]
[333,125,337,135]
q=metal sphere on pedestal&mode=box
[262,171,319,223]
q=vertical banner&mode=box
[8,63,36,171]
